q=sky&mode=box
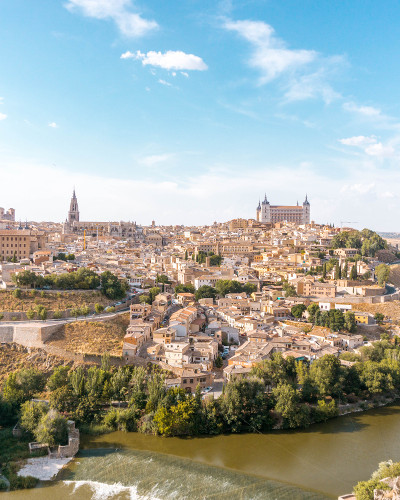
[0,0,400,230]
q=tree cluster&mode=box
[12,269,127,300]
[55,253,75,261]
[330,229,387,257]
[2,343,398,438]
[306,303,356,332]
[194,280,257,302]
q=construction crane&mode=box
[340,221,358,229]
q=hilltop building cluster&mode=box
[0,189,398,394]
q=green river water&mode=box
[4,404,400,500]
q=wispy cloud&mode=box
[158,79,172,87]
[339,136,376,147]
[283,61,342,103]
[339,135,395,158]
[343,101,381,117]
[1,156,399,230]
[121,50,208,71]
[0,113,7,121]
[342,100,400,131]
[224,19,345,103]
[48,122,58,128]
[139,153,174,166]
[225,20,316,83]
[65,0,158,37]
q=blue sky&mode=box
[0,0,399,230]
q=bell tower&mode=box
[68,189,80,224]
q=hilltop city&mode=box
[0,190,399,393]
[2,189,400,495]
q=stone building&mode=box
[0,229,47,260]
[256,194,310,225]
[0,207,15,221]
[63,189,142,239]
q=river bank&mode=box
[3,403,400,499]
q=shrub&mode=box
[94,303,104,314]
[34,409,68,446]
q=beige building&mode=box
[256,194,310,225]
[0,229,47,260]
[0,208,15,221]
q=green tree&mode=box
[47,366,70,392]
[175,283,195,294]
[214,356,223,368]
[272,383,311,428]
[195,285,217,301]
[148,287,161,304]
[13,288,22,299]
[374,312,385,324]
[215,280,243,297]
[291,304,306,318]
[350,264,358,280]
[94,303,104,314]
[20,400,49,436]
[344,311,357,332]
[100,271,128,300]
[154,397,195,436]
[282,282,297,297]
[139,295,151,305]
[26,308,36,320]
[375,263,390,286]
[342,261,348,279]
[146,373,166,413]
[220,378,272,433]
[310,355,343,397]
[334,263,341,280]
[34,409,68,446]
[312,399,338,423]
[307,303,320,323]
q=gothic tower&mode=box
[68,189,80,224]
[302,194,310,224]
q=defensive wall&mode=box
[0,322,64,347]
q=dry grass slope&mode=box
[46,313,130,356]
[0,290,113,313]
[389,264,400,288]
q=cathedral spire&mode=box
[68,188,80,224]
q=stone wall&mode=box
[0,325,14,343]
[0,322,65,348]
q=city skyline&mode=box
[0,1,400,230]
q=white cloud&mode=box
[1,158,399,230]
[121,50,208,71]
[65,0,158,37]
[224,19,345,103]
[139,153,173,166]
[339,136,376,147]
[225,20,316,83]
[158,79,172,87]
[48,122,58,128]
[364,142,395,157]
[343,101,381,117]
[181,72,189,78]
[283,66,341,103]
[340,183,375,195]
[339,135,395,158]
[0,113,7,121]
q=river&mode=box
[4,403,400,500]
